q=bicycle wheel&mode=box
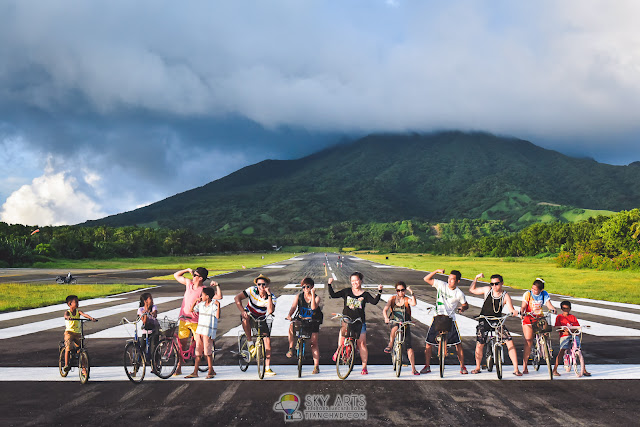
[256,341,266,379]
[70,278,77,284]
[394,338,402,377]
[485,341,494,372]
[439,333,446,378]
[79,350,90,384]
[533,336,542,371]
[542,336,553,380]
[336,340,355,379]
[495,344,503,380]
[297,339,304,378]
[153,339,178,379]
[238,334,250,372]
[58,347,69,377]
[124,342,146,383]
[574,349,585,377]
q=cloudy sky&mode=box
[1,0,639,226]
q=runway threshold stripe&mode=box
[86,296,237,339]
[510,295,640,324]
[222,295,297,337]
[0,297,182,340]
[0,298,125,322]
[2,364,638,381]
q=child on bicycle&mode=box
[553,300,591,377]
[186,287,219,379]
[520,278,556,374]
[63,295,96,372]
[137,292,159,364]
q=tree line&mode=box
[1,209,639,270]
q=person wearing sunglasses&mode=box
[328,272,383,375]
[174,267,221,375]
[469,273,522,376]
[285,277,323,374]
[383,281,420,375]
[234,274,277,376]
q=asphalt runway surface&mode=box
[1,253,639,426]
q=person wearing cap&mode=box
[234,274,278,376]
[174,267,221,375]
[520,277,556,374]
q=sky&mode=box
[1,0,639,226]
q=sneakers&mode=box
[264,369,276,376]
[248,344,256,357]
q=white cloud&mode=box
[0,169,106,226]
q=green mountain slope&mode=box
[87,132,637,234]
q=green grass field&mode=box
[0,284,151,312]
[32,253,295,270]
[357,253,640,304]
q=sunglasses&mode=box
[193,274,201,278]
[396,288,406,292]
[490,282,501,286]
[256,283,266,287]
[302,285,313,289]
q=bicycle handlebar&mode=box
[389,320,415,326]
[556,325,589,334]
[331,313,362,324]
[66,318,98,322]
[120,317,141,325]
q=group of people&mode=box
[62,266,590,378]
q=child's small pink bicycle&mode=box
[557,325,589,377]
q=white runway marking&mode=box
[380,295,482,337]
[562,296,640,311]
[263,265,286,269]
[510,295,640,324]
[223,295,296,337]
[285,283,326,289]
[289,257,304,261]
[87,296,237,339]
[332,273,337,280]
[0,297,182,340]
[362,284,394,289]
[2,364,637,381]
[372,264,405,269]
[0,298,124,322]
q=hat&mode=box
[194,267,209,281]
[253,274,271,284]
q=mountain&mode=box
[86,131,639,235]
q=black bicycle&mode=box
[58,318,98,384]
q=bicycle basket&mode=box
[432,315,453,333]
[343,319,362,340]
[295,319,314,339]
[251,316,273,337]
[158,318,178,337]
[532,315,552,334]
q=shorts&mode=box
[178,320,198,340]
[246,314,272,337]
[522,314,541,326]
[340,319,364,339]
[64,331,81,350]
[390,323,413,349]
[194,333,214,356]
[559,335,580,350]
[476,320,512,344]
[425,320,461,346]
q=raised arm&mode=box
[366,285,384,305]
[406,286,417,306]
[424,269,445,287]
[210,281,223,300]
[311,288,319,311]
[327,278,344,299]
[264,284,275,315]
[469,273,489,295]
[174,268,193,286]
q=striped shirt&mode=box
[243,286,277,317]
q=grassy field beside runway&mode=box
[0,284,151,312]
[32,253,294,271]
[357,253,640,304]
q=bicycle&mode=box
[58,318,98,384]
[292,316,317,378]
[235,313,274,379]
[558,325,589,377]
[389,319,415,377]
[475,314,511,380]
[528,311,554,380]
[331,313,362,380]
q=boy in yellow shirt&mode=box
[63,295,96,372]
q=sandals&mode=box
[460,367,468,375]
[471,368,481,374]
[583,372,592,377]
[361,368,368,375]
[412,370,420,376]
[185,373,198,379]
[553,371,561,377]
[383,347,392,354]
[286,348,294,358]
[420,366,431,374]
[513,371,523,376]
[312,366,320,375]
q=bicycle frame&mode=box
[332,313,362,379]
[390,320,414,376]
[558,325,586,377]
